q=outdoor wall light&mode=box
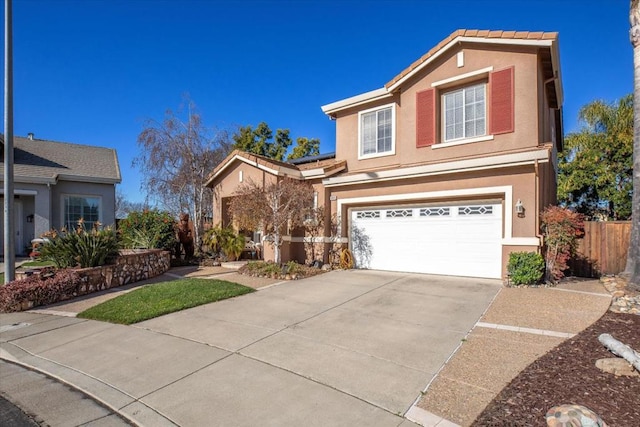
[515,199,525,218]
[26,214,34,223]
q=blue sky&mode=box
[1,0,632,202]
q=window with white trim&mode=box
[63,196,101,230]
[359,104,394,158]
[442,83,486,142]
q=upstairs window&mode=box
[359,104,395,158]
[416,66,514,148]
[442,83,486,142]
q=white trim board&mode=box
[323,149,550,187]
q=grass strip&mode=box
[78,278,254,324]
[21,261,55,267]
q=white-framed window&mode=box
[358,103,395,159]
[62,195,101,230]
[442,83,486,142]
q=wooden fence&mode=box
[568,221,631,278]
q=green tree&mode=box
[232,122,292,161]
[288,137,320,160]
[558,95,633,220]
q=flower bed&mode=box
[238,260,327,280]
[0,250,171,313]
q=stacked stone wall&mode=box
[74,250,171,294]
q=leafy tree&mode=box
[232,122,292,161]
[288,137,320,160]
[228,178,313,264]
[232,122,321,161]
[627,0,640,289]
[133,98,231,247]
[118,210,177,251]
[558,95,633,220]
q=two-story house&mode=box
[206,29,563,280]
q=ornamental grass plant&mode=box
[40,220,119,268]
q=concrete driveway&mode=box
[1,270,500,426]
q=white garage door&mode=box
[350,203,502,279]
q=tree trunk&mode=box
[627,0,640,290]
[273,233,281,264]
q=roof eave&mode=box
[205,152,303,187]
[321,88,392,117]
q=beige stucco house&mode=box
[206,29,563,280]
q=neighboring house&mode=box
[0,134,121,256]
[207,29,563,280]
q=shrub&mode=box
[0,269,82,312]
[541,206,585,282]
[222,233,245,261]
[507,252,545,286]
[238,260,324,279]
[118,210,177,251]
[40,222,119,268]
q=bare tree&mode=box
[115,188,147,219]
[228,177,313,264]
[627,0,640,289]
[133,98,231,247]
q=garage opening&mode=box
[350,202,502,279]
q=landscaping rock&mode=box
[545,404,608,427]
[595,358,640,377]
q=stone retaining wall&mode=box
[75,249,171,294]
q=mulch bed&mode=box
[473,312,640,426]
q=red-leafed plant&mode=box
[540,206,585,283]
[0,269,82,313]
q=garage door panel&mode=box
[351,203,502,279]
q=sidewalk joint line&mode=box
[475,321,576,338]
[546,287,612,298]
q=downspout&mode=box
[534,159,543,249]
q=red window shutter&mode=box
[489,67,514,135]
[416,88,436,147]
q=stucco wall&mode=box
[51,180,117,229]
[334,44,545,174]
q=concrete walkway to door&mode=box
[0,270,500,426]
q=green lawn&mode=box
[21,260,55,267]
[78,278,254,325]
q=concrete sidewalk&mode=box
[0,270,501,427]
[409,279,612,427]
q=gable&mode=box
[322,29,561,117]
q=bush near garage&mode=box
[507,251,545,286]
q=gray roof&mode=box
[0,135,121,184]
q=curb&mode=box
[0,342,177,427]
